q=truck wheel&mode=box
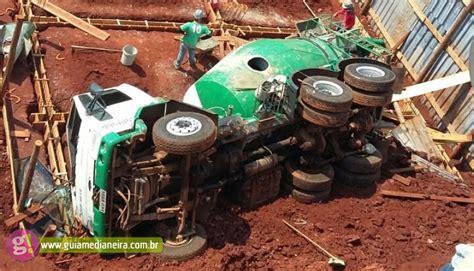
[159,223,207,261]
[344,63,396,92]
[292,188,331,204]
[281,182,331,203]
[336,150,383,174]
[352,88,393,107]
[284,159,334,192]
[333,165,380,187]
[153,112,217,155]
[300,76,353,112]
[297,98,350,127]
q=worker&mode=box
[174,9,212,70]
[332,2,356,30]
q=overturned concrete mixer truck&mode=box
[65,19,396,259]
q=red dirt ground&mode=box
[1,0,474,270]
[39,27,201,112]
[237,0,340,26]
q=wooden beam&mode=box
[407,0,467,71]
[428,128,473,143]
[10,129,31,141]
[4,203,45,228]
[392,71,470,102]
[392,174,412,186]
[1,17,24,105]
[380,190,474,204]
[31,0,110,40]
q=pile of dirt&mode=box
[40,0,340,27]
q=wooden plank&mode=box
[202,0,217,23]
[380,190,474,204]
[428,128,473,143]
[407,0,467,71]
[10,129,31,140]
[31,0,110,40]
[4,204,45,227]
[392,71,470,102]
[392,174,412,186]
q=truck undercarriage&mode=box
[60,16,400,259]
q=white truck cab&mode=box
[67,83,157,233]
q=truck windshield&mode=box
[67,104,81,181]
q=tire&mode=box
[281,182,331,204]
[334,166,380,187]
[159,223,207,261]
[300,76,353,112]
[292,188,331,204]
[284,159,334,192]
[337,150,383,174]
[297,98,350,127]
[352,88,393,107]
[344,63,396,92]
[152,112,217,155]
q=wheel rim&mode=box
[166,116,202,136]
[311,80,344,96]
[355,65,386,78]
[165,238,192,247]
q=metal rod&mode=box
[415,2,473,83]
[17,140,42,212]
[177,154,191,235]
[244,137,296,161]
[1,16,25,106]
[71,45,122,53]
[282,219,336,259]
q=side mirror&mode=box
[88,82,104,97]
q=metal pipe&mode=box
[177,155,191,236]
[1,16,25,105]
[71,45,122,53]
[244,154,279,177]
[17,140,42,212]
[415,2,473,83]
[245,137,296,161]
[137,178,146,215]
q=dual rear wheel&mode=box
[296,62,397,127]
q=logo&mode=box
[5,229,39,261]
